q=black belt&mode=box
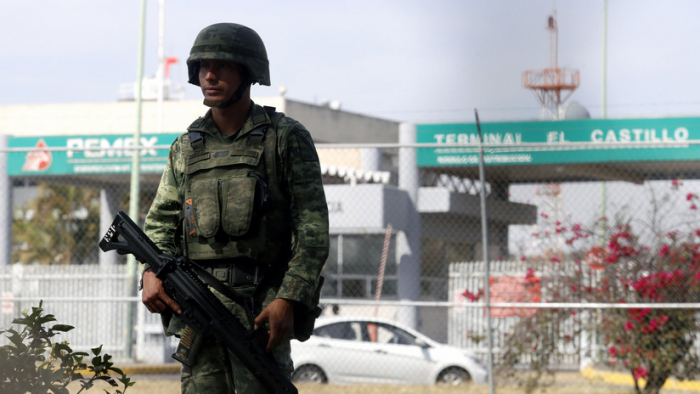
[198,263,260,287]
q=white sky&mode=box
[3,0,700,259]
[2,0,699,124]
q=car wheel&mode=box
[291,364,328,384]
[437,367,471,385]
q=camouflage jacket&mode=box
[144,103,329,308]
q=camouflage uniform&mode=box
[144,101,329,393]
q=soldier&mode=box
[141,23,329,393]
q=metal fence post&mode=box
[475,110,495,394]
[397,123,421,330]
[0,136,11,266]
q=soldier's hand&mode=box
[254,298,294,353]
[142,269,181,315]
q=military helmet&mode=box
[187,23,270,86]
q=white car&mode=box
[290,316,488,385]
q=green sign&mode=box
[416,117,700,167]
[8,134,180,176]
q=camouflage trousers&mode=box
[172,285,295,394]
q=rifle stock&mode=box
[99,211,297,394]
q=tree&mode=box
[13,183,101,265]
[477,181,700,394]
[12,181,159,265]
[0,301,134,394]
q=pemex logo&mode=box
[22,139,52,172]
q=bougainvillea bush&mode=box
[487,182,700,394]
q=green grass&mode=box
[67,372,693,394]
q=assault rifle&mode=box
[99,211,297,394]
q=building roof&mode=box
[0,97,399,144]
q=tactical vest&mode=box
[181,106,291,267]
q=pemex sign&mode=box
[8,134,180,176]
[416,117,700,167]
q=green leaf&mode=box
[39,314,57,324]
[51,324,74,332]
[110,367,124,375]
[91,345,103,356]
[53,342,73,355]
[95,375,119,387]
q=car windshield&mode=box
[313,321,420,346]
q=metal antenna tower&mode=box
[522,9,580,119]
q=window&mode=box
[322,233,397,298]
[361,322,418,346]
[341,234,396,275]
[313,322,361,341]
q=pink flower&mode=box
[643,318,661,334]
[608,346,618,358]
[520,256,527,262]
[687,193,696,201]
[461,288,485,302]
[541,213,549,218]
[633,366,649,380]
[691,204,697,210]
[525,268,536,281]
[551,257,561,263]
[624,321,635,331]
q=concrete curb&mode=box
[582,366,700,392]
[113,364,181,376]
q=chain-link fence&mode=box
[2,138,700,392]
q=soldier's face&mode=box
[199,60,242,105]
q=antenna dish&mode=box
[563,101,590,119]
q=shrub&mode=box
[0,301,134,394]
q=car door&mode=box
[311,321,380,382]
[363,322,435,384]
